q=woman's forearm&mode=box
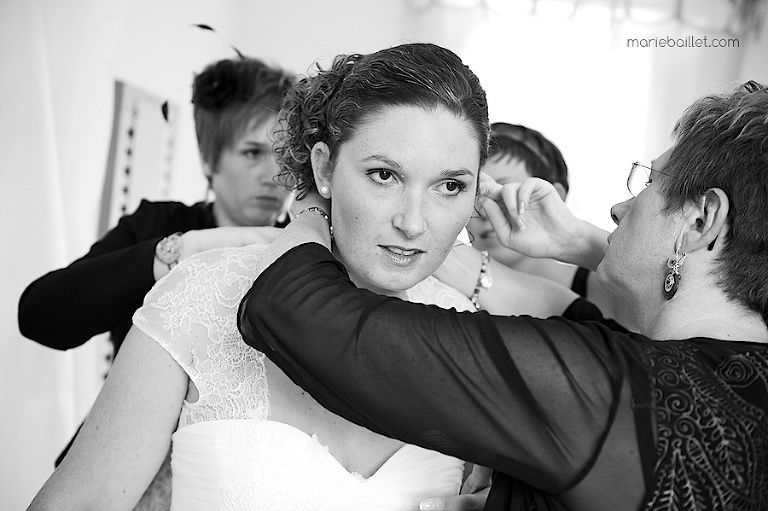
[239,243,624,491]
[18,242,157,349]
[27,327,186,510]
[434,244,578,317]
[255,206,332,275]
[563,220,609,272]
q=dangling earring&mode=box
[320,185,330,197]
[663,249,687,300]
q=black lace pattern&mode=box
[639,341,768,510]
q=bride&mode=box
[27,42,490,510]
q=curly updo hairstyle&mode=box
[275,43,490,199]
[192,57,294,171]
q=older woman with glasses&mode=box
[239,81,768,511]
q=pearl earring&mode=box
[320,186,329,196]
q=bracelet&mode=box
[470,250,492,310]
[295,206,333,240]
[155,232,183,272]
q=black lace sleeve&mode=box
[238,243,630,494]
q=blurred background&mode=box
[1,0,766,507]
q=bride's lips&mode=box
[251,195,281,205]
[379,245,424,267]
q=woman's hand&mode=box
[154,226,284,280]
[480,175,608,269]
[180,226,284,260]
[290,189,331,219]
[418,488,489,511]
[460,464,493,495]
[432,242,482,299]
[254,189,333,275]
[481,176,578,258]
[417,463,491,511]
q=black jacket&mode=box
[18,199,216,352]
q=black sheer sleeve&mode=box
[562,297,631,334]
[238,243,630,493]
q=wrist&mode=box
[434,244,482,297]
[566,221,608,270]
[294,206,333,245]
[155,232,183,271]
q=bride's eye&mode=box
[368,169,395,185]
[438,180,468,197]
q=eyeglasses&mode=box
[627,162,655,197]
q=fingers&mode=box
[202,226,284,250]
[478,172,503,202]
[419,492,488,511]
[250,226,283,244]
[460,465,493,495]
[228,227,280,246]
[481,196,524,240]
[291,189,331,216]
[516,177,559,211]
[499,183,526,228]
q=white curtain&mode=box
[403,0,768,230]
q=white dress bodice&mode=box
[134,245,474,510]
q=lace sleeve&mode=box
[134,245,271,427]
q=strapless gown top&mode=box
[171,419,463,510]
[134,245,474,510]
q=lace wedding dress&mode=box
[133,245,471,510]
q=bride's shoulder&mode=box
[180,244,267,274]
[404,276,475,312]
[144,244,267,305]
[134,244,268,366]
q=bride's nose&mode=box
[393,196,427,239]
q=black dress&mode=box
[238,243,768,511]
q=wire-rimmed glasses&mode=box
[627,162,656,197]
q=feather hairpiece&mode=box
[161,24,245,121]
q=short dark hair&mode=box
[192,57,294,170]
[275,43,490,199]
[489,122,569,194]
[664,81,768,324]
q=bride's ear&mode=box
[310,142,333,199]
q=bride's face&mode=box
[327,104,480,294]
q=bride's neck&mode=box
[333,247,409,299]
